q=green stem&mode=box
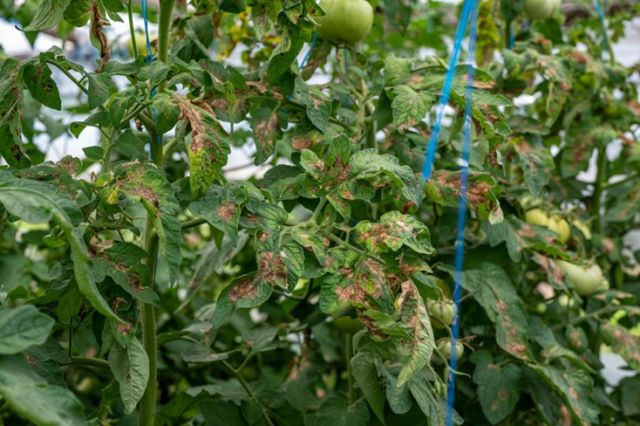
[223,361,274,426]
[346,334,355,405]
[101,129,117,173]
[592,144,607,235]
[181,217,207,230]
[158,0,177,63]
[553,305,628,330]
[139,218,159,426]
[69,356,110,369]
[138,4,175,423]
[128,0,138,58]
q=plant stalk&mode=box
[139,218,159,426]
[592,144,607,235]
[346,334,355,405]
[128,0,138,58]
[139,2,175,424]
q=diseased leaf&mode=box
[0,58,30,168]
[23,0,72,31]
[397,282,435,386]
[87,73,114,109]
[0,305,55,355]
[601,323,640,371]
[109,337,150,414]
[512,139,554,197]
[92,242,159,306]
[354,211,434,255]
[111,162,181,283]
[472,351,523,424]
[526,362,598,425]
[22,61,62,110]
[390,85,433,132]
[349,149,423,205]
[445,262,532,360]
[178,100,230,197]
[189,182,248,239]
[0,172,122,322]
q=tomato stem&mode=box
[346,333,355,405]
[139,2,175,424]
[127,0,138,58]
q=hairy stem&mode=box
[158,0,177,63]
[68,356,110,369]
[138,3,175,423]
[139,219,159,426]
[128,0,137,58]
[346,334,355,405]
[592,144,607,235]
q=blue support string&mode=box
[141,0,162,160]
[593,0,611,55]
[444,1,479,425]
[299,32,319,69]
[421,0,474,181]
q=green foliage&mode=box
[0,0,639,425]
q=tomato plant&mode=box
[0,0,639,425]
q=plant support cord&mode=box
[446,1,478,425]
[421,0,474,181]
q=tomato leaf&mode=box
[0,305,54,355]
[109,337,150,414]
[472,351,523,424]
[0,355,86,426]
[23,0,72,31]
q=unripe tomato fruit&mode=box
[315,0,374,44]
[557,294,575,308]
[437,339,464,359]
[525,208,570,243]
[333,316,364,334]
[572,220,592,240]
[427,299,456,328]
[556,260,605,296]
[524,0,561,20]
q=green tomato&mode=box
[427,299,456,328]
[525,208,570,243]
[75,376,98,394]
[557,294,576,308]
[524,208,549,227]
[534,303,547,314]
[572,220,592,240]
[315,0,374,44]
[556,260,605,296]
[547,216,570,243]
[333,316,364,334]
[437,339,464,360]
[524,0,560,20]
[128,34,153,58]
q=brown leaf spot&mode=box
[219,202,237,221]
[229,279,258,302]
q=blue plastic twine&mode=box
[141,0,162,159]
[299,32,319,69]
[593,0,611,55]
[421,0,475,181]
[445,1,478,425]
